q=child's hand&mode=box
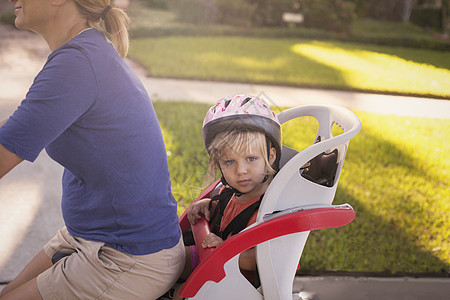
[187,199,211,224]
[201,233,223,248]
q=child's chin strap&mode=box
[219,175,244,197]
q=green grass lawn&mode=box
[153,101,449,275]
[130,36,450,98]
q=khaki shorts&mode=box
[37,227,185,300]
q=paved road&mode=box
[0,25,449,299]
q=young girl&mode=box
[172,94,282,299]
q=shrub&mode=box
[300,0,357,34]
[410,8,443,30]
[128,4,449,51]
[141,0,168,9]
[249,0,285,27]
[215,0,257,27]
[167,0,218,24]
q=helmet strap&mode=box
[220,175,244,197]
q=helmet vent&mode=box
[241,97,252,106]
[224,100,231,108]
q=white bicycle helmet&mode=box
[202,94,282,165]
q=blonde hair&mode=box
[205,130,276,186]
[74,0,130,58]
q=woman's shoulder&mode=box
[50,29,110,59]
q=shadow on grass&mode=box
[301,117,449,276]
[300,187,449,276]
[130,37,351,91]
[352,43,450,71]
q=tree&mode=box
[441,0,449,34]
[365,0,417,22]
[411,0,448,32]
[402,0,416,21]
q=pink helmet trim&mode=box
[202,95,282,160]
[203,94,280,128]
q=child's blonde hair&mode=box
[204,129,277,186]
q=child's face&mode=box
[219,146,276,199]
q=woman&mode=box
[0,0,184,299]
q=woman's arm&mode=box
[0,119,24,179]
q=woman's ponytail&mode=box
[74,0,130,58]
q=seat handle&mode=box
[191,217,216,261]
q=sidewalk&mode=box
[0,25,449,299]
[136,75,450,119]
[125,58,450,119]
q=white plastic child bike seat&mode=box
[178,104,362,300]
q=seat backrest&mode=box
[256,105,361,299]
[258,104,361,218]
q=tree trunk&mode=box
[443,0,449,35]
[401,0,416,22]
[367,0,417,22]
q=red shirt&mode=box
[219,194,260,233]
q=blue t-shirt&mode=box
[0,29,180,255]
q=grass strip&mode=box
[130,37,450,98]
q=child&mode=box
[172,94,282,299]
